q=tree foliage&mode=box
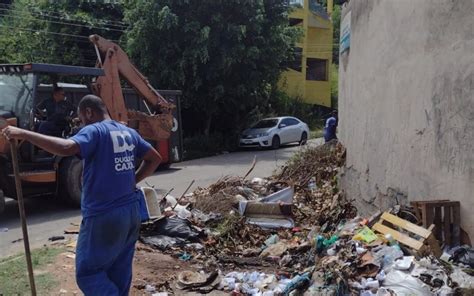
[123,0,300,136]
[0,0,123,66]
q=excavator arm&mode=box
[89,34,175,140]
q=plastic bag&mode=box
[449,245,474,268]
[352,226,378,243]
[372,245,403,271]
[382,270,432,296]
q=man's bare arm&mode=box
[135,148,161,184]
[1,126,79,156]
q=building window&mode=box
[289,0,304,7]
[306,58,327,81]
[289,18,303,26]
[287,47,302,72]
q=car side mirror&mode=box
[278,123,286,129]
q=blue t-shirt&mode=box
[324,117,337,142]
[71,120,152,218]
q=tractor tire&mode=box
[271,136,281,150]
[300,132,308,145]
[59,156,83,207]
[0,189,5,214]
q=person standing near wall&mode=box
[323,110,338,142]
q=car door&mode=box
[286,118,301,142]
[278,118,293,144]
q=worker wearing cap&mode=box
[1,95,161,295]
[323,111,338,143]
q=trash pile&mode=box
[137,142,474,295]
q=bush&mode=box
[267,89,325,130]
[183,132,239,160]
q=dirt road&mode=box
[0,140,322,258]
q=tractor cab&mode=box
[0,63,104,211]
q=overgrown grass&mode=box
[0,247,63,295]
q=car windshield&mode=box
[0,73,34,128]
[252,119,278,129]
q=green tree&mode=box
[331,4,341,65]
[0,0,124,66]
[123,0,300,136]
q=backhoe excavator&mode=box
[0,35,181,212]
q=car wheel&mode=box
[271,136,280,150]
[0,189,5,214]
[300,132,308,145]
[59,156,83,207]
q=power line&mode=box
[0,2,128,27]
[0,24,120,43]
[0,3,128,28]
[0,8,126,32]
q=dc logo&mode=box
[110,131,135,153]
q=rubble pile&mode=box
[137,142,474,295]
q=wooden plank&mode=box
[422,204,435,229]
[380,212,431,238]
[410,201,423,222]
[373,223,424,250]
[444,206,452,247]
[417,201,458,207]
[412,200,450,204]
[434,206,442,241]
[452,204,461,246]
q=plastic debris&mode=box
[260,242,288,258]
[353,226,378,243]
[179,252,192,261]
[449,245,474,268]
[394,256,414,270]
[383,270,432,296]
[282,272,311,296]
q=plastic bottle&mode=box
[315,235,325,253]
[323,235,339,247]
[385,234,401,250]
[308,177,317,192]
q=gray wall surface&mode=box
[338,0,474,240]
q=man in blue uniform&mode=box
[323,111,338,143]
[36,86,75,137]
[1,95,162,295]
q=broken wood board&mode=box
[373,212,442,257]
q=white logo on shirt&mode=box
[110,131,135,172]
[110,131,135,153]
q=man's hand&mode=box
[1,126,25,141]
[1,125,79,156]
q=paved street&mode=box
[0,139,322,258]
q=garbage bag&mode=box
[449,245,474,268]
[142,216,201,240]
[141,235,187,251]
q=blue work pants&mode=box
[75,201,141,296]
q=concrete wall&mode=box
[338,0,474,239]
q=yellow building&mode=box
[280,0,333,107]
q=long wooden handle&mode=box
[10,139,37,296]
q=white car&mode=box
[239,116,310,149]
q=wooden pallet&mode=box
[410,200,461,248]
[373,212,442,257]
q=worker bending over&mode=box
[323,110,338,143]
[1,95,161,295]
